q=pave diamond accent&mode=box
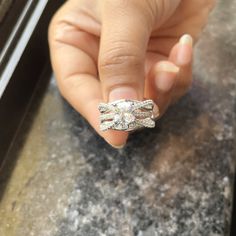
[99,99,157,131]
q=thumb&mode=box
[98,1,154,103]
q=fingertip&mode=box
[176,34,193,66]
[103,130,128,149]
[179,34,193,46]
[152,61,179,93]
[145,61,179,119]
[155,61,180,73]
[86,103,129,148]
[169,34,193,67]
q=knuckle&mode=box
[48,10,78,47]
[99,44,143,75]
[48,17,63,46]
[48,22,55,43]
[49,17,71,44]
[57,74,87,98]
[55,78,67,99]
[48,12,61,41]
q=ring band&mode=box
[98,99,159,131]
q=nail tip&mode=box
[156,62,180,73]
[110,144,126,149]
[180,34,193,46]
[109,87,138,102]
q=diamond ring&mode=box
[98,99,159,131]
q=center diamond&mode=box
[113,101,135,127]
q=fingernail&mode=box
[109,87,138,102]
[110,143,125,149]
[155,62,179,92]
[177,34,193,66]
[180,34,193,46]
[156,61,179,73]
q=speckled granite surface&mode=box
[0,1,235,236]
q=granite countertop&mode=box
[0,1,235,236]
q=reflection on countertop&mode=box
[0,1,235,236]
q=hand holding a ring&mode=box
[49,0,215,148]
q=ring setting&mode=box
[98,99,158,131]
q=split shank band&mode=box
[98,99,159,131]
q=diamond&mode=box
[116,101,133,111]
[115,112,135,123]
[113,101,135,128]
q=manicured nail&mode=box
[156,61,179,73]
[110,143,125,149]
[155,62,179,92]
[177,34,193,66]
[180,34,193,46]
[109,87,138,102]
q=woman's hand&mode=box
[48,0,215,148]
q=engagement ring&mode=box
[98,99,158,131]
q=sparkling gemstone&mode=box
[116,101,132,111]
[114,101,135,127]
[114,112,135,124]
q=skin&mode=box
[48,0,215,148]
